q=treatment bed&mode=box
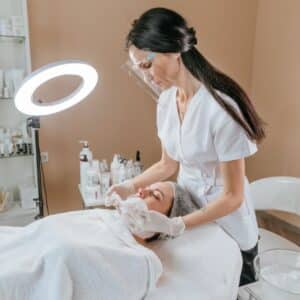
[147,222,242,299]
[0,209,242,300]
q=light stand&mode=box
[14,60,98,217]
[26,117,43,218]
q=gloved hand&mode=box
[121,210,156,239]
[118,197,156,239]
[106,179,136,200]
[104,192,122,207]
[125,209,186,238]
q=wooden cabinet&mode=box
[256,210,300,246]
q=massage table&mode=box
[146,222,242,300]
[0,209,242,300]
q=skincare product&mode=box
[110,154,120,185]
[79,140,93,190]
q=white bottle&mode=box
[126,160,134,179]
[118,164,127,183]
[99,159,109,173]
[110,154,120,185]
[102,159,109,172]
[79,140,93,190]
[86,160,100,187]
[134,150,143,176]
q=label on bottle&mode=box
[80,154,88,162]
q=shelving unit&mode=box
[0,0,37,226]
[0,34,25,42]
[0,202,37,226]
[78,184,106,209]
[0,153,33,159]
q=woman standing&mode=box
[108,7,266,285]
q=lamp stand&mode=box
[27,117,44,219]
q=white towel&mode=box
[0,209,162,300]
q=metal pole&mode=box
[33,128,43,218]
[27,117,43,218]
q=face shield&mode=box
[121,57,163,102]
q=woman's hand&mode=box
[106,180,136,200]
[125,209,186,238]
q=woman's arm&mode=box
[132,145,178,190]
[182,158,245,228]
[107,145,178,199]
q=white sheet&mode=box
[0,209,242,300]
[0,209,162,300]
[146,223,242,300]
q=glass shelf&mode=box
[0,153,33,160]
[0,35,25,43]
[0,97,13,100]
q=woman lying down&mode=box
[0,181,198,300]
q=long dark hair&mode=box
[126,7,266,143]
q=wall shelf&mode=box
[0,35,25,43]
[0,97,13,100]
[0,201,37,226]
[0,153,33,160]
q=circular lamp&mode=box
[14,60,98,116]
[13,60,98,219]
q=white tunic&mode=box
[157,84,259,250]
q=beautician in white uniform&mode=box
[108,7,266,285]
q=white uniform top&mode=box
[157,84,259,251]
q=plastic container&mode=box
[85,185,102,204]
[110,154,120,185]
[86,161,100,187]
[254,249,300,299]
[126,160,135,179]
[118,164,127,183]
[79,140,93,189]
[99,171,110,195]
[18,184,37,209]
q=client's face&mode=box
[136,182,174,215]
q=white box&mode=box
[18,184,38,209]
[10,16,24,27]
[12,25,25,36]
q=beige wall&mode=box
[27,0,258,213]
[248,0,300,179]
